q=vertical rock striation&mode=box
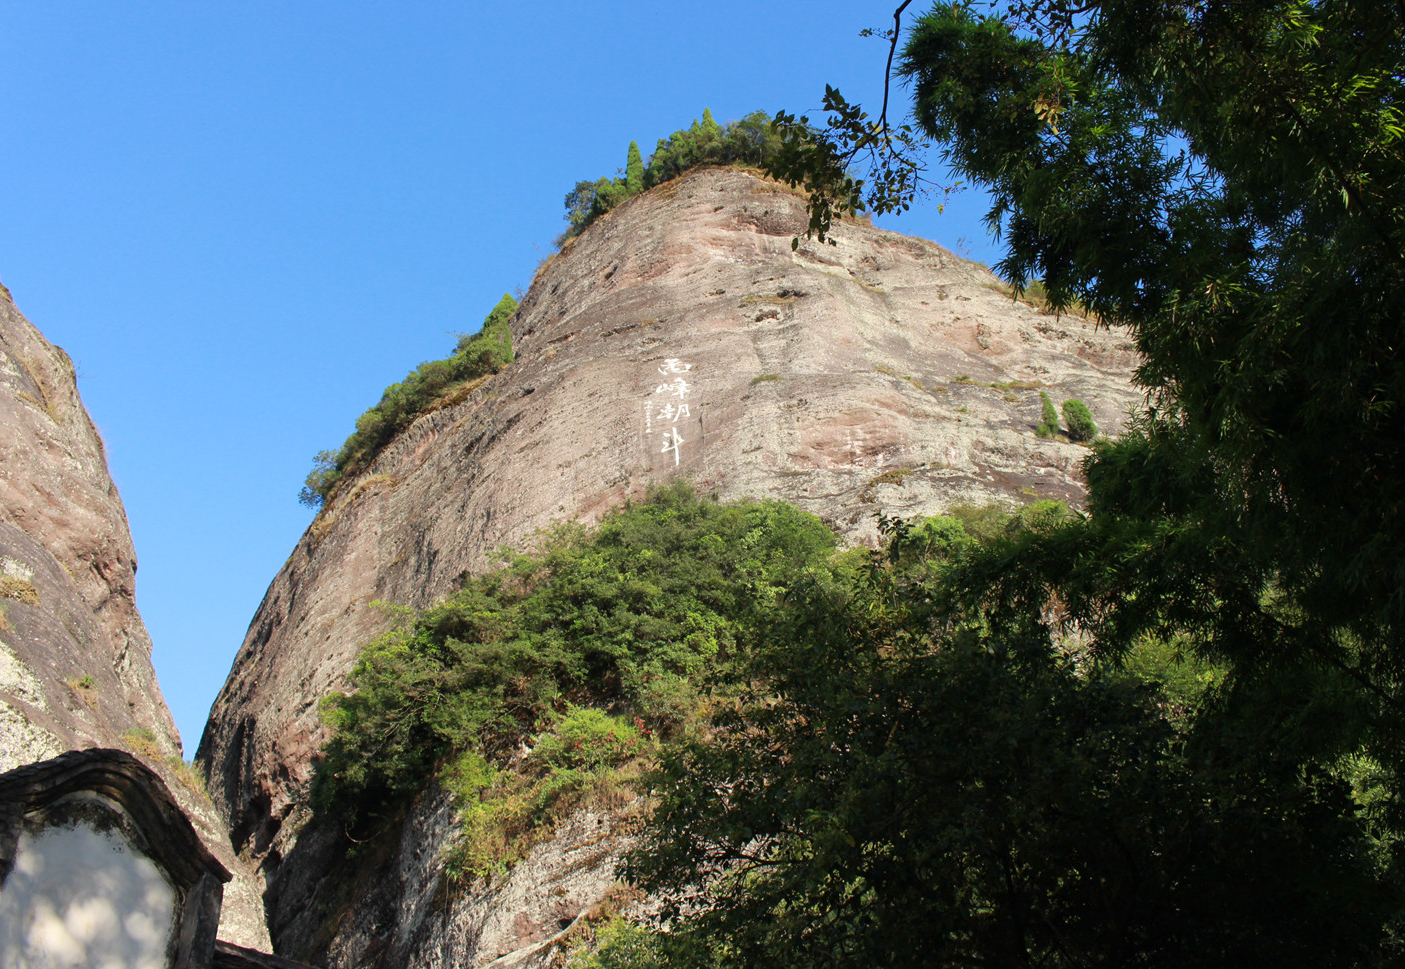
[0,282,270,951]
[198,167,1142,963]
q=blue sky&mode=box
[0,2,1002,753]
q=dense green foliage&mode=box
[563,111,788,238]
[300,293,516,507]
[617,517,1398,968]
[1061,397,1096,442]
[439,705,648,882]
[1036,389,1059,437]
[311,482,840,829]
[625,141,644,194]
[890,0,1405,794]
[769,0,1405,696]
[315,480,1404,962]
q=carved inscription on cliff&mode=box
[645,357,694,466]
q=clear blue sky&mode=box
[0,2,1002,753]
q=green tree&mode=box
[768,0,1405,767]
[625,140,644,194]
[565,177,612,235]
[626,523,1396,968]
[564,111,790,238]
[892,0,1405,756]
[1061,397,1096,442]
[467,292,516,365]
[700,107,722,140]
[299,450,338,509]
[1036,389,1059,438]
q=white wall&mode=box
[0,820,176,969]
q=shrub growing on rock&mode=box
[1062,398,1097,442]
[310,481,840,829]
[1036,391,1059,438]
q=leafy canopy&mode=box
[896,0,1405,770]
[767,0,1405,771]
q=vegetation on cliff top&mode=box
[300,107,840,510]
[300,293,516,508]
[563,109,790,239]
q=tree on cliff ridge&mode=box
[563,111,788,239]
[626,140,644,194]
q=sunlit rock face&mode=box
[0,287,270,951]
[198,166,1141,966]
[0,820,177,969]
[0,288,174,764]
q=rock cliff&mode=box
[0,284,271,951]
[198,167,1141,964]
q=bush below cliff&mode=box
[310,481,842,839]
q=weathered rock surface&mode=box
[263,782,638,969]
[0,284,271,951]
[198,167,1142,964]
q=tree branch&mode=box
[879,1,916,143]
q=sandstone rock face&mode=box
[0,285,270,951]
[198,167,1142,964]
[264,784,639,969]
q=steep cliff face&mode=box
[0,288,174,762]
[0,285,271,951]
[199,167,1141,963]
